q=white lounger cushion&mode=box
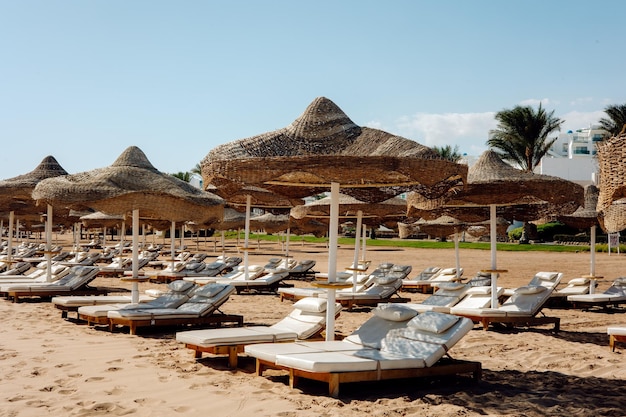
[344,315,412,349]
[607,326,626,336]
[177,327,295,345]
[53,294,154,307]
[379,338,445,368]
[407,311,460,334]
[275,350,377,373]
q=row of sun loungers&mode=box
[177,297,343,367]
[68,281,242,334]
[0,266,106,302]
[400,266,464,293]
[278,263,413,309]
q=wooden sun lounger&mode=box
[254,356,481,397]
[109,313,243,336]
[179,299,342,368]
[246,305,481,397]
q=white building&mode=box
[539,125,609,186]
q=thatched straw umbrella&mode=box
[408,150,584,308]
[33,146,225,302]
[0,155,69,280]
[597,132,626,237]
[415,215,467,278]
[204,184,302,277]
[556,184,601,285]
[202,96,467,339]
[291,193,407,274]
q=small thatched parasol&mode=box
[34,146,224,225]
[249,212,290,234]
[33,146,225,302]
[414,215,469,279]
[290,193,406,225]
[80,211,124,229]
[407,150,584,308]
[0,155,70,279]
[556,184,601,280]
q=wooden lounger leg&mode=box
[481,319,489,330]
[194,349,203,359]
[255,359,264,376]
[289,369,297,390]
[610,335,616,352]
[228,346,238,368]
[328,374,340,397]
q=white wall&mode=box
[540,157,597,186]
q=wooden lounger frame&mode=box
[185,311,339,367]
[108,313,244,335]
[457,313,560,332]
[609,333,626,352]
[8,287,109,303]
[255,356,482,397]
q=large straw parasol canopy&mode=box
[557,184,599,230]
[249,212,290,234]
[407,150,584,219]
[210,185,303,213]
[0,155,69,215]
[33,146,224,225]
[596,131,626,233]
[201,97,467,203]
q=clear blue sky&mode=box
[2,1,625,179]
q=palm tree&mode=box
[171,171,191,182]
[487,104,563,172]
[191,163,202,176]
[598,104,626,136]
[432,144,462,162]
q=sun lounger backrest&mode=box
[270,298,342,339]
[528,272,562,288]
[175,284,234,316]
[344,304,417,349]
[54,266,99,289]
[605,278,626,296]
[385,312,474,354]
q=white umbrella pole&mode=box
[243,195,251,279]
[454,231,461,280]
[284,228,290,266]
[352,210,363,293]
[490,204,498,309]
[326,182,340,341]
[131,209,139,304]
[45,205,53,282]
[170,221,176,271]
[361,224,367,262]
[590,225,597,294]
[103,227,107,249]
[221,230,225,258]
[7,211,14,264]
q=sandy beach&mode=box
[1,235,626,417]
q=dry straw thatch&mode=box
[201,97,467,203]
[557,184,599,230]
[290,193,406,224]
[596,132,626,233]
[32,146,224,225]
[0,155,69,215]
[407,150,584,221]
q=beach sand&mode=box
[1,235,625,416]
